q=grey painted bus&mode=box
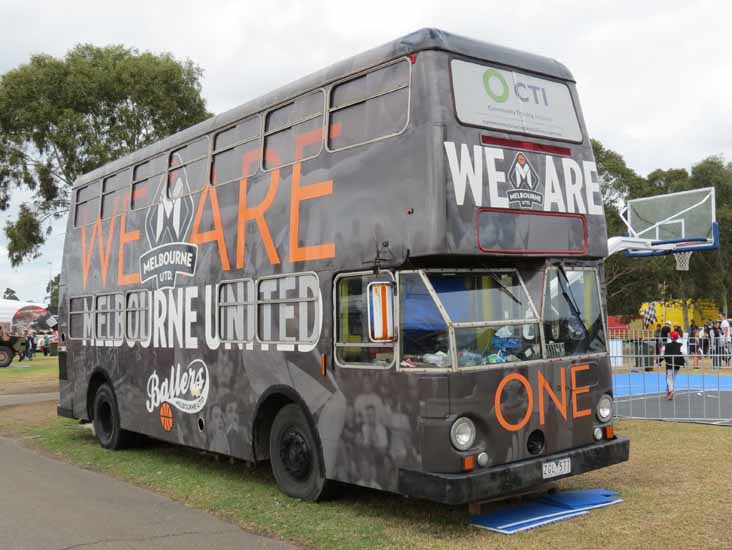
[58,28,629,505]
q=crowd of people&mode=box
[651,315,731,400]
[12,330,55,362]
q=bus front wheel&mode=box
[92,383,133,450]
[269,403,328,501]
[0,346,12,368]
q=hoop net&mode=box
[674,250,692,271]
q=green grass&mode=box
[0,355,58,383]
[6,415,729,549]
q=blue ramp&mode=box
[469,489,622,534]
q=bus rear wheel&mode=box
[269,403,328,501]
[0,346,12,368]
[92,383,132,450]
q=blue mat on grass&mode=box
[539,488,622,510]
[469,489,622,534]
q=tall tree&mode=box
[3,288,19,300]
[686,156,732,315]
[592,140,666,315]
[0,44,211,265]
[45,273,60,315]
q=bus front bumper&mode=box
[398,436,629,505]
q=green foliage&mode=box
[45,273,60,314]
[2,288,19,300]
[597,141,732,318]
[0,44,211,265]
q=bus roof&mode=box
[73,28,574,188]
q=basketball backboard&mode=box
[607,187,718,257]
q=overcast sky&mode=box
[1,0,731,302]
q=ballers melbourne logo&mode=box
[146,359,210,416]
[139,153,198,289]
[507,152,543,209]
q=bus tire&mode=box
[269,403,328,501]
[92,383,133,450]
[0,346,12,368]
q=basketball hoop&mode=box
[674,250,692,271]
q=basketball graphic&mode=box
[160,402,174,432]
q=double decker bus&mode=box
[58,28,629,505]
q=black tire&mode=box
[92,383,133,450]
[269,403,328,501]
[0,346,12,368]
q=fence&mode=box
[609,328,732,424]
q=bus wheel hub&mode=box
[280,429,311,480]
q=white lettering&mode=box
[561,158,586,214]
[444,142,483,206]
[544,155,566,212]
[583,161,604,215]
[484,148,509,208]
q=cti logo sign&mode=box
[483,68,549,106]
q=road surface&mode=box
[0,436,295,549]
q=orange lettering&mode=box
[79,203,117,289]
[98,216,117,287]
[495,373,534,432]
[80,221,101,289]
[191,184,231,270]
[538,368,567,424]
[571,364,592,418]
[289,126,336,263]
[236,149,280,268]
[117,208,140,286]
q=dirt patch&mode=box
[0,401,58,437]
[0,379,59,395]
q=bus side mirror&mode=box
[367,282,395,343]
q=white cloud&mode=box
[1,0,731,299]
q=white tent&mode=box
[0,299,48,335]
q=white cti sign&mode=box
[451,59,583,142]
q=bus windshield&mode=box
[543,268,606,357]
[400,271,542,369]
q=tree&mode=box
[3,288,19,300]
[45,274,60,315]
[0,44,211,265]
[592,140,665,315]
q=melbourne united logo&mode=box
[139,153,198,289]
[507,152,543,209]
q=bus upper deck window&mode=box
[168,137,209,197]
[264,91,324,170]
[132,156,166,211]
[328,59,410,151]
[101,169,131,219]
[212,116,261,186]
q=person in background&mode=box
[664,330,685,400]
[42,333,50,356]
[721,314,731,367]
[701,321,710,360]
[689,326,700,369]
[656,321,672,367]
[25,332,34,361]
[711,320,722,369]
[654,323,663,366]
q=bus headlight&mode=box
[450,417,476,451]
[596,394,613,423]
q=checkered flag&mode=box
[643,302,657,329]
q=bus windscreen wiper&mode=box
[488,272,522,306]
[556,265,588,337]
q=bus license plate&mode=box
[542,457,571,479]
